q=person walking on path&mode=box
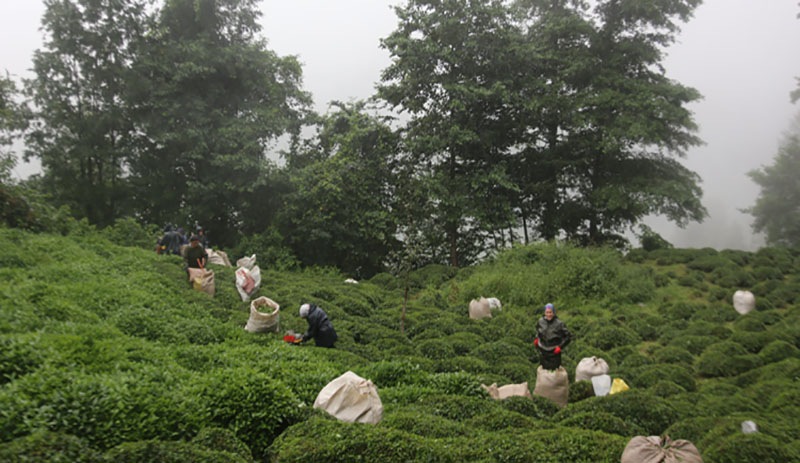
[533,303,572,370]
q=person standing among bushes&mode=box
[298,303,338,348]
[185,235,208,269]
[534,303,572,370]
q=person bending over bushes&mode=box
[298,303,338,348]
[534,303,572,370]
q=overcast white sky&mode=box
[2,0,799,250]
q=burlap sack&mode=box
[533,366,569,407]
[207,249,232,267]
[313,371,383,424]
[482,382,532,400]
[469,297,492,320]
[244,296,280,333]
[621,436,703,463]
[575,356,610,382]
[188,267,215,297]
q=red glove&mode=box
[554,346,561,355]
[533,338,539,347]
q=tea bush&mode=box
[0,430,103,463]
[703,432,797,463]
[557,411,644,436]
[627,363,696,392]
[103,440,252,463]
[498,395,561,419]
[379,410,468,438]
[554,390,679,435]
[697,342,764,377]
[759,340,800,363]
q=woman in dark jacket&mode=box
[534,303,572,370]
[298,303,338,348]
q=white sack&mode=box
[733,290,755,315]
[235,265,261,302]
[244,296,280,333]
[575,356,610,382]
[486,297,502,311]
[591,374,612,397]
[742,420,758,434]
[313,371,383,424]
[469,297,492,320]
[236,254,257,270]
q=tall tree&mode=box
[379,0,525,267]
[746,113,800,247]
[280,102,399,277]
[0,74,29,182]
[25,0,147,227]
[127,0,311,246]
[514,0,706,246]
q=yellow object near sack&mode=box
[610,378,630,395]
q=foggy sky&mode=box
[2,0,799,251]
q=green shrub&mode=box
[408,394,494,421]
[464,408,539,432]
[415,338,456,360]
[686,255,728,272]
[618,352,652,370]
[648,380,686,398]
[101,218,160,251]
[427,372,486,397]
[760,340,800,364]
[380,411,467,438]
[434,356,490,374]
[697,342,764,377]
[668,334,718,355]
[626,314,664,341]
[664,416,719,442]
[569,380,596,403]
[730,330,776,354]
[557,411,644,436]
[103,439,252,463]
[627,364,696,392]
[690,303,738,323]
[0,333,43,385]
[0,430,103,463]
[710,266,756,288]
[498,395,561,420]
[192,427,253,462]
[703,433,796,463]
[197,369,302,460]
[582,324,642,351]
[359,360,428,388]
[752,265,784,280]
[651,346,695,366]
[733,315,767,332]
[553,390,679,435]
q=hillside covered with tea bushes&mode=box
[1,226,799,462]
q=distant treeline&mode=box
[1,0,710,277]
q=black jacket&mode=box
[303,305,338,348]
[535,315,572,352]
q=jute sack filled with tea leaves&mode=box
[188,267,215,297]
[481,382,532,400]
[533,366,569,407]
[575,356,609,382]
[621,436,703,463]
[244,296,280,333]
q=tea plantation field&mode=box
[1,227,798,462]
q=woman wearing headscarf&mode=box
[533,303,572,370]
[298,303,338,348]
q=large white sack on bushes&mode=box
[591,374,612,397]
[244,296,280,333]
[486,297,502,311]
[188,267,215,297]
[575,356,610,382]
[235,265,261,302]
[469,297,492,320]
[733,290,755,315]
[533,366,569,408]
[621,436,703,463]
[236,254,257,270]
[207,249,232,267]
[313,371,383,424]
[481,382,532,400]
